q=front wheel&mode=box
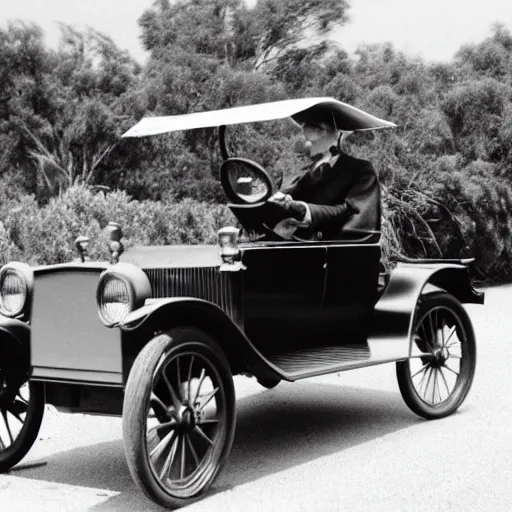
[122,327,236,509]
[396,291,477,420]
[0,378,45,472]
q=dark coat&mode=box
[282,153,381,240]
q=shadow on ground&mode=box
[11,381,420,511]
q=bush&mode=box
[0,185,236,265]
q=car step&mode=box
[267,345,370,380]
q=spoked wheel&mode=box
[123,328,236,509]
[396,291,477,419]
[0,375,45,472]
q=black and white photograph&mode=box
[0,1,511,510]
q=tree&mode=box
[0,21,56,195]
[252,0,350,70]
[455,23,512,81]
[442,78,511,162]
[3,24,140,197]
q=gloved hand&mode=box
[273,218,301,239]
[268,193,308,221]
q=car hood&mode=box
[120,244,223,269]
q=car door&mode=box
[241,242,327,355]
[319,241,381,344]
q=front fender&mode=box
[0,315,31,369]
[119,298,283,384]
[370,263,484,359]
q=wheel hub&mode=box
[431,347,449,367]
[176,405,198,432]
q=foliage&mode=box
[0,185,236,265]
[2,10,512,282]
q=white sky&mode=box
[1,0,511,63]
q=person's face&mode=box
[302,123,337,158]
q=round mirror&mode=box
[220,158,274,204]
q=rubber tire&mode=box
[396,291,477,420]
[0,381,45,473]
[257,377,280,390]
[122,327,236,509]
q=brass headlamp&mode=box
[105,222,124,264]
[217,226,246,271]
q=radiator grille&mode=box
[144,267,242,325]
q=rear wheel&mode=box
[0,373,45,472]
[123,327,236,509]
[396,291,476,419]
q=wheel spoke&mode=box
[437,370,445,403]
[411,362,430,379]
[180,432,187,480]
[423,366,434,399]
[187,356,195,404]
[198,387,219,411]
[15,393,29,406]
[448,354,462,359]
[439,367,452,397]
[199,417,219,425]
[429,370,435,404]
[442,326,456,348]
[147,419,177,437]
[158,432,180,480]
[428,312,436,349]
[419,323,428,346]
[194,425,213,446]
[176,357,182,401]
[7,399,27,423]
[420,317,434,354]
[194,369,206,405]
[150,392,168,413]
[186,433,200,467]
[150,429,176,461]
[442,364,459,377]
[1,410,14,444]
[434,309,440,343]
[162,371,182,411]
[417,364,431,391]
[432,369,439,404]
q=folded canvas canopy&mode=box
[122,97,396,138]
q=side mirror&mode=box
[220,158,274,205]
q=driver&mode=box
[270,119,381,240]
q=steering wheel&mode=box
[220,158,308,242]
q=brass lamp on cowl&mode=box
[105,222,124,264]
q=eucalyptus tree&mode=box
[0,21,140,199]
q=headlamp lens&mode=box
[98,275,132,326]
[0,270,26,317]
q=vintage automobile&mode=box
[0,98,483,509]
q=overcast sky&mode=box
[1,0,511,63]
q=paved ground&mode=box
[1,284,512,511]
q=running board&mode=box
[267,345,371,381]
